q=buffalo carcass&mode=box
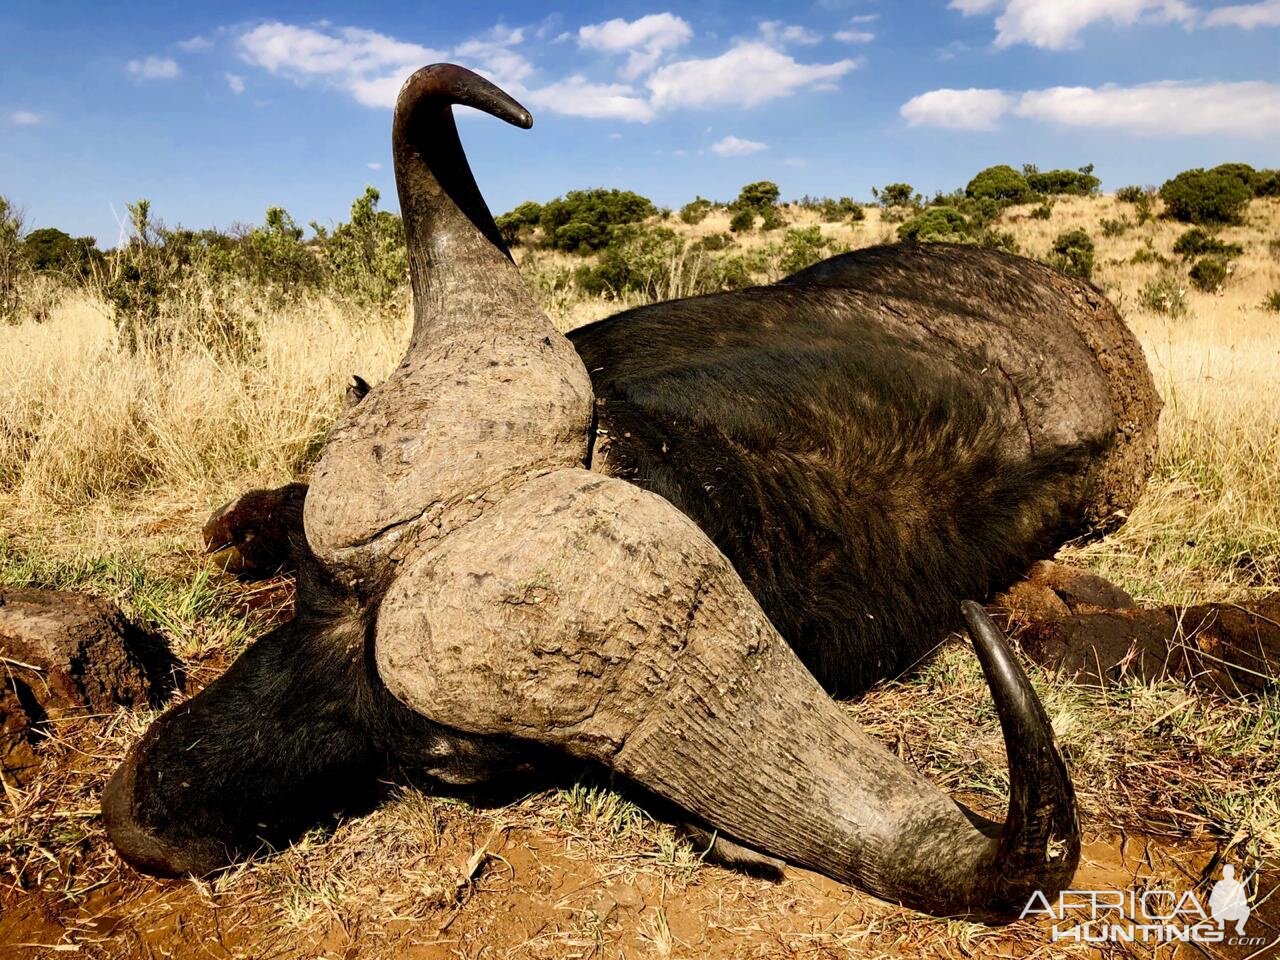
[102,65,1159,921]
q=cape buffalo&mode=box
[102,64,1159,921]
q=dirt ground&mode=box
[2,574,1276,960]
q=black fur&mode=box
[569,255,1098,695]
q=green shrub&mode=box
[759,205,784,231]
[728,208,755,233]
[777,226,831,275]
[679,197,713,225]
[693,233,731,252]
[1139,274,1189,317]
[1255,170,1280,197]
[1047,228,1095,280]
[1172,227,1244,261]
[1115,185,1147,203]
[1159,169,1252,224]
[873,183,920,209]
[732,181,780,212]
[1131,243,1172,267]
[1024,164,1101,197]
[711,254,753,290]
[538,189,656,253]
[573,225,684,298]
[1030,202,1053,220]
[21,227,102,278]
[979,229,1019,254]
[848,204,866,223]
[238,206,325,304]
[814,196,861,222]
[897,207,971,243]
[0,196,30,323]
[1210,163,1258,193]
[1188,256,1228,292]
[966,165,1034,204]
[1099,217,1130,237]
[1262,289,1280,312]
[495,200,543,246]
[101,199,252,353]
[313,187,407,314]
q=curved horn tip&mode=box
[398,62,533,130]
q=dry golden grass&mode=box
[3,194,1280,958]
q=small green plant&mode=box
[1138,273,1189,317]
[1047,228,1095,280]
[872,182,920,210]
[966,165,1034,204]
[759,204,784,231]
[537,189,656,253]
[848,204,866,223]
[0,195,29,324]
[1030,202,1053,220]
[573,225,686,298]
[679,196,713,225]
[1172,227,1244,261]
[21,227,102,278]
[692,233,730,252]
[777,226,831,275]
[1130,245,1172,267]
[1262,289,1280,312]
[1099,217,1130,237]
[495,200,543,246]
[728,208,755,233]
[1159,169,1252,225]
[1024,163,1101,196]
[1189,256,1228,292]
[897,206,970,243]
[733,181,780,211]
[313,186,408,315]
[1115,185,1146,203]
[814,196,861,222]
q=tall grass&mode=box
[0,292,403,509]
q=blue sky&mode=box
[2,1,1278,245]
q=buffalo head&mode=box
[103,64,1080,921]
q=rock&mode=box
[203,483,308,579]
[0,587,180,785]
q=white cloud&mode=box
[903,80,1280,137]
[578,13,692,79]
[367,162,382,170]
[949,0,1196,49]
[225,72,245,94]
[127,56,180,80]
[1014,81,1280,136]
[454,24,534,89]
[711,134,767,156]
[900,87,1013,130]
[523,75,655,122]
[232,20,857,123]
[834,29,876,43]
[648,42,857,110]
[1204,0,1280,27]
[759,21,823,45]
[9,110,42,125]
[177,35,212,52]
